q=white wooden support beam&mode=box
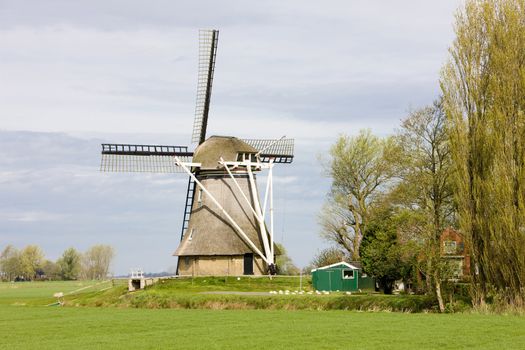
[221,160,270,170]
[219,157,260,221]
[174,157,269,264]
[178,162,202,167]
[261,159,274,218]
[268,160,275,258]
[222,158,275,265]
[246,161,272,264]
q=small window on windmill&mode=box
[189,228,194,241]
[184,256,190,266]
[197,188,203,207]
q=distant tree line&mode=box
[0,244,115,281]
[315,0,525,311]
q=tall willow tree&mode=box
[441,0,525,306]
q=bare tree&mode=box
[310,247,349,268]
[82,245,115,280]
[0,245,21,281]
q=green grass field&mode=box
[0,280,112,306]
[1,281,525,349]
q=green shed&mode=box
[311,262,375,292]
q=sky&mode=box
[0,0,460,274]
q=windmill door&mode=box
[243,253,254,275]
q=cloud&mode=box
[0,130,328,271]
[0,1,461,270]
[0,211,67,222]
[0,1,458,135]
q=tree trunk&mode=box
[425,258,433,293]
[435,272,445,312]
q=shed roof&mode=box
[311,261,360,273]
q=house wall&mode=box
[177,255,267,276]
[440,228,471,277]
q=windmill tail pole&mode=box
[255,135,286,158]
[246,162,272,264]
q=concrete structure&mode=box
[311,262,375,292]
[128,269,156,291]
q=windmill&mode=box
[100,30,294,276]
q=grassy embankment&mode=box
[61,276,438,312]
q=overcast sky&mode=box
[0,0,460,274]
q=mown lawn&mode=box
[1,281,524,349]
[1,305,524,349]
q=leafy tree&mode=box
[393,100,454,311]
[441,0,525,306]
[320,129,397,260]
[310,247,348,268]
[82,245,115,280]
[19,245,44,280]
[41,260,60,280]
[360,209,412,294]
[57,247,82,280]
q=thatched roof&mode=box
[192,136,257,170]
[174,175,268,256]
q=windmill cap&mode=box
[193,136,257,170]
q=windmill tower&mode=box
[100,30,294,276]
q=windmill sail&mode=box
[98,29,296,277]
[242,138,295,163]
[191,29,219,145]
[100,144,193,173]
